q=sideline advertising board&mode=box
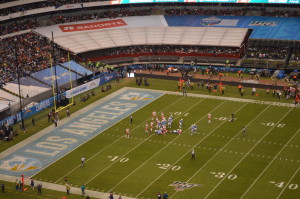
[66,72,117,98]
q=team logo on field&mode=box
[0,156,42,172]
[119,92,153,101]
[169,181,202,191]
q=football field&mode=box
[28,89,300,199]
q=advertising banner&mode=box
[66,78,100,98]
[0,96,56,126]
[58,19,127,32]
[66,72,117,98]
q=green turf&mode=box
[1,77,299,199]
[32,92,300,199]
[0,77,292,154]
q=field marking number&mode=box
[214,117,237,122]
[210,172,237,180]
[169,112,190,117]
[156,163,181,171]
[107,156,129,163]
[269,181,298,190]
[261,123,285,128]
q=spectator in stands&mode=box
[0,32,67,83]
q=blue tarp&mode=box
[31,65,79,86]
[61,61,93,76]
[164,15,300,41]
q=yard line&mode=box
[84,97,206,185]
[136,102,248,198]
[108,100,227,192]
[276,165,300,199]
[168,104,270,199]
[203,107,293,199]
[54,94,183,183]
[240,128,300,198]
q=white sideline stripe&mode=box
[276,165,300,199]
[240,128,300,198]
[0,173,135,199]
[84,95,206,185]
[137,102,248,198]
[54,94,184,183]
[109,100,227,192]
[203,107,293,199]
[128,87,295,108]
[169,104,271,199]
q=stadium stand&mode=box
[1,3,300,37]
[245,47,289,60]
[0,32,68,83]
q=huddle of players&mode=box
[144,111,202,136]
[125,111,213,137]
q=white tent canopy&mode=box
[52,26,248,54]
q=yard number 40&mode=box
[269,181,298,190]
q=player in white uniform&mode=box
[150,121,154,132]
[161,112,164,119]
[208,113,212,123]
[125,128,130,138]
[145,123,149,133]
[152,111,156,120]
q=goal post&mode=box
[50,52,74,113]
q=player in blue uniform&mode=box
[168,115,173,128]
[179,119,183,129]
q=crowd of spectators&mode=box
[0,122,16,141]
[0,0,16,4]
[165,8,246,16]
[0,18,39,36]
[52,8,151,24]
[1,4,300,36]
[261,9,300,17]
[0,32,67,84]
[0,0,93,16]
[104,45,240,56]
[245,47,288,60]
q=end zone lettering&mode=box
[59,19,127,32]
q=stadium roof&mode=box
[51,26,248,54]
